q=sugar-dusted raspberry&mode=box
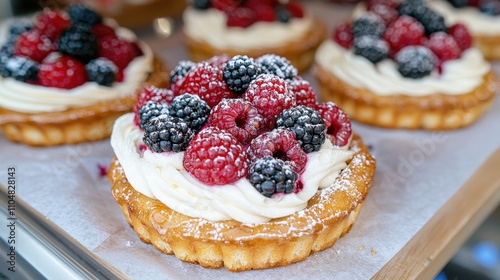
[207,54,232,70]
[424,32,461,61]
[138,101,169,129]
[414,7,446,36]
[351,12,385,38]
[169,60,196,95]
[183,127,249,185]
[209,98,265,144]
[14,30,53,63]
[316,102,352,147]
[227,7,257,28]
[247,129,307,173]
[248,156,298,197]
[469,0,480,7]
[134,86,175,126]
[34,9,70,40]
[38,55,87,89]
[213,0,239,12]
[251,4,275,22]
[448,23,472,51]
[178,62,232,107]
[287,2,304,18]
[143,115,193,153]
[223,55,261,94]
[68,4,102,27]
[168,93,211,131]
[395,46,437,79]
[353,35,389,63]
[364,0,399,10]
[57,26,98,63]
[333,22,354,49]
[91,24,116,39]
[85,57,117,86]
[369,4,399,26]
[97,36,136,70]
[243,74,296,122]
[3,56,39,82]
[289,79,317,108]
[256,54,298,82]
[383,16,425,54]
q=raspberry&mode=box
[209,98,265,144]
[469,0,480,7]
[351,13,385,38]
[395,46,437,79]
[333,22,354,49]
[169,60,196,95]
[207,54,231,69]
[479,0,500,15]
[223,55,261,94]
[316,102,352,147]
[38,55,87,89]
[364,0,399,10]
[227,7,257,28]
[57,26,97,62]
[143,115,193,153]
[183,127,249,185]
[85,57,117,86]
[256,54,298,82]
[193,0,212,10]
[276,5,292,23]
[369,4,399,26]
[97,36,136,70]
[213,0,239,12]
[383,16,425,54]
[3,56,39,82]
[138,101,170,129]
[68,4,102,27]
[448,0,468,7]
[244,74,296,121]
[14,30,53,63]
[248,156,298,197]
[178,62,232,107]
[247,129,307,173]
[287,2,304,18]
[424,32,461,61]
[134,86,175,126]
[252,4,276,22]
[289,79,317,108]
[91,24,116,39]
[353,36,389,63]
[414,7,446,36]
[34,9,70,40]
[168,93,211,131]
[448,24,472,51]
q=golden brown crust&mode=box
[314,64,497,130]
[473,34,500,61]
[0,58,169,146]
[182,19,327,73]
[109,135,376,272]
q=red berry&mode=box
[384,16,425,55]
[316,102,352,147]
[183,127,249,185]
[333,22,354,49]
[369,4,399,26]
[448,23,472,51]
[424,32,461,62]
[38,55,87,89]
[134,86,175,126]
[207,54,231,70]
[34,9,70,40]
[251,4,275,22]
[97,36,137,70]
[14,30,54,63]
[213,0,239,12]
[287,2,304,18]
[289,79,317,108]
[468,0,480,7]
[91,24,116,39]
[227,7,257,28]
[247,129,307,173]
[364,0,398,10]
[209,98,265,144]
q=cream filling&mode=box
[111,113,354,224]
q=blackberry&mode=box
[0,43,14,77]
[3,56,39,82]
[223,55,261,94]
[68,4,102,26]
[139,101,170,129]
[447,0,468,8]
[353,36,389,63]
[395,46,437,79]
[414,7,446,35]
[351,12,385,38]
[276,5,292,23]
[275,106,326,153]
[398,0,426,17]
[248,156,298,198]
[480,1,500,16]
[57,26,97,62]
[8,21,32,39]
[168,93,210,131]
[256,54,297,82]
[169,60,196,84]
[143,115,193,153]
[85,58,117,86]
[193,0,212,10]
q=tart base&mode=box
[314,64,497,130]
[109,135,376,272]
[0,58,169,146]
[474,34,500,61]
[183,19,327,73]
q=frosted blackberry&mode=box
[57,26,97,62]
[138,101,170,129]
[395,46,437,79]
[256,54,297,82]
[353,36,389,63]
[169,60,196,84]
[0,44,14,77]
[168,93,210,131]
[143,115,193,153]
[3,56,38,82]
[351,12,385,38]
[248,156,298,197]
[398,0,426,17]
[276,106,326,153]
[68,4,102,26]
[85,58,117,86]
[223,55,261,94]
[447,0,468,8]
[480,1,500,16]
[9,21,32,39]
[193,0,212,10]
[276,5,292,23]
[414,7,446,35]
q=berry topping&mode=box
[193,0,212,10]
[207,54,232,69]
[248,156,298,197]
[68,4,102,26]
[183,127,249,185]
[91,24,116,39]
[2,56,39,82]
[9,21,32,39]
[414,7,446,35]
[255,54,298,82]
[351,13,386,38]
[479,1,500,15]
[247,129,307,173]
[38,55,87,89]
[213,0,239,12]
[85,58,117,86]
[369,4,399,26]
[287,2,304,18]
[383,16,424,54]
[209,98,265,144]
[289,79,317,108]
[134,86,175,126]
[143,115,193,153]
[34,9,71,40]
[395,46,437,79]
[448,24,472,51]
[223,55,261,94]
[424,32,461,62]
[97,36,137,70]
[276,5,292,23]
[14,30,53,63]
[57,26,97,63]
[168,93,211,131]
[169,60,196,95]
[252,4,276,22]
[138,101,170,129]
[227,8,256,27]
[333,22,354,49]
[353,35,389,63]
[316,102,352,147]
[275,106,326,153]
[398,0,426,17]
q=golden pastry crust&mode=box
[473,34,500,61]
[183,19,327,73]
[0,58,169,146]
[314,64,497,130]
[109,135,375,272]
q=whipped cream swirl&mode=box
[111,113,354,224]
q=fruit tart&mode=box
[109,54,376,271]
[0,4,168,146]
[314,0,496,130]
[182,0,327,72]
